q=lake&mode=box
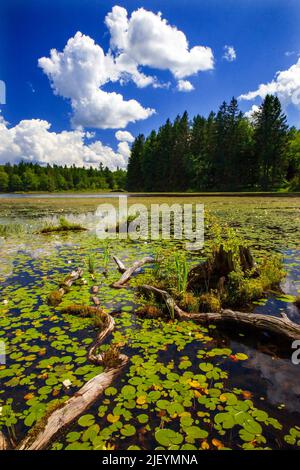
[0,195,299,450]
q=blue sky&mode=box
[1,0,300,169]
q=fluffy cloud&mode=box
[38,32,154,130]
[105,6,214,83]
[244,104,260,121]
[115,130,134,142]
[38,7,214,130]
[0,117,129,170]
[239,57,300,109]
[223,45,236,62]
[177,80,194,92]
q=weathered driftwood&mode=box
[18,361,127,450]
[111,256,155,288]
[9,283,128,451]
[113,256,127,274]
[59,268,84,292]
[91,296,101,306]
[48,268,84,306]
[0,432,9,450]
[141,285,300,341]
[17,312,127,450]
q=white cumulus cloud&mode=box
[244,104,260,121]
[177,80,194,92]
[38,7,214,130]
[223,45,236,62]
[239,57,300,109]
[0,117,129,170]
[105,6,214,83]
[115,130,134,142]
[38,32,155,130]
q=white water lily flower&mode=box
[0,406,2,416]
[63,379,72,388]
[2,300,8,305]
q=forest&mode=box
[0,162,126,193]
[0,95,300,195]
[127,95,300,192]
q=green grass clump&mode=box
[225,254,286,307]
[87,256,96,274]
[174,253,189,294]
[0,223,25,238]
[40,217,87,234]
[47,290,63,306]
[61,305,109,330]
[180,292,200,313]
[199,292,222,312]
[101,345,123,369]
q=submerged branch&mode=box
[141,285,300,341]
[111,256,155,288]
[13,281,128,451]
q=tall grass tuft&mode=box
[87,255,96,274]
[174,253,189,294]
[40,217,86,234]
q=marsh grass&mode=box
[101,345,123,369]
[102,243,110,273]
[174,253,189,294]
[87,255,96,274]
[61,305,109,329]
[0,223,25,237]
[40,217,87,234]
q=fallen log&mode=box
[111,256,155,288]
[17,312,127,450]
[48,268,84,306]
[18,359,127,450]
[141,285,300,341]
[6,282,128,451]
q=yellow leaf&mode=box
[136,396,147,405]
[212,439,224,449]
[107,414,120,424]
[107,443,115,450]
[201,441,210,450]
[219,394,228,402]
[194,390,202,398]
[189,380,201,389]
[24,393,34,400]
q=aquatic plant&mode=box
[61,305,109,329]
[0,399,19,446]
[174,253,189,294]
[180,292,199,313]
[102,243,110,274]
[47,290,63,306]
[101,345,123,369]
[136,305,163,319]
[0,223,25,238]
[87,256,96,274]
[199,292,221,312]
[40,217,86,234]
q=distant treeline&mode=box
[127,95,300,192]
[0,162,126,192]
